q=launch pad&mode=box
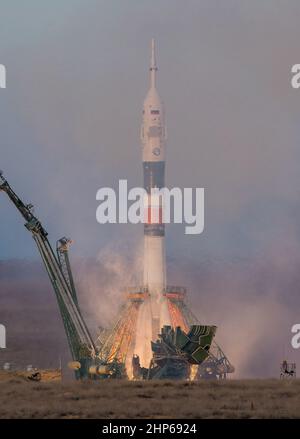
[0,169,233,380]
[95,284,233,380]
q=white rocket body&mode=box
[141,39,171,339]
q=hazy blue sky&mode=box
[1,1,300,377]
[0,0,300,262]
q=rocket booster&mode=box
[141,39,170,338]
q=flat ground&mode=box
[0,378,300,419]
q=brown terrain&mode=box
[0,369,62,382]
[0,378,299,419]
[1,261,300,419]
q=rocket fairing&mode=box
[141,39,171,339]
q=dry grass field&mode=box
[0,378,299,419]
[0,370,62,382]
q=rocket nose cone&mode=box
[144,87,162,108]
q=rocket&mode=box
[141,39,171,340]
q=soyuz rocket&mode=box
[141,39,171,341]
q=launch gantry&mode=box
[0,172,116,379]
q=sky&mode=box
[1,1,300,376]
